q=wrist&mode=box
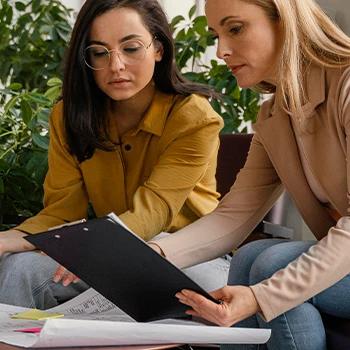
[149,242,166,257]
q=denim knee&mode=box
[0,252,37,277]
[228,239,286,286]
[249,241,316,285]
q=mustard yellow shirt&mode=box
[17,91,223,240]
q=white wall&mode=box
[316,0,350,36]
[58,0,350,37]
[59,0,83,11]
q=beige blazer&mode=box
[155,64,350,322]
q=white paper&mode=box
[0,289,270,348]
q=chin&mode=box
[107,91,136,101]
[236,81,254,89]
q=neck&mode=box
[110,82,156,137]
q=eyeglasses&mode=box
[84,38,156,70]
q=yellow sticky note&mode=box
[10,309,64,320]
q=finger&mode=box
[62,272,76,286]
[53,265,67,282]
[178,290,231,326]
[40,251,47,256]
[73,275,81,283]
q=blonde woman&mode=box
[151,0,350,348]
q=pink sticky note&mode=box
[14,328,42,333]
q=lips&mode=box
[228,64,245,75]
[109,78,130,84]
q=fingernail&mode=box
[62,279,70,286]
[53,275,60,283]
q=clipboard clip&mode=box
[49,219,86,231]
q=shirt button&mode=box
[124,144,131,151]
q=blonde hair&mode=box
[244,0,350,122]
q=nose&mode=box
[109,51,125,71]
[216,38,232,60]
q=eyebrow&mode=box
[89,34,143,46]
[208,16,240,31]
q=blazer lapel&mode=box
[253,101,336,240]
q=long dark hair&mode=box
[62,0,216,162]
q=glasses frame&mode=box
[83,37,157,71]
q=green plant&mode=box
[0,0,74,91]
[0,78,62,227]
[171,5,260,133]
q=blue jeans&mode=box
[221,239,350,350]
[0,250,230,309]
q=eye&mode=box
[90,47,108,57]
[94,50,108,57]
[230,26,242,35]
[121,41,143,54]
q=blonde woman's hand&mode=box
[0,229,35,255]
[176,285,261,327]
[53,265,80,286]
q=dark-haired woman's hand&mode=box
[0,230,35,255]
[53,265,80,286]
[175,285,261,327]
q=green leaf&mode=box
[44,85,61,102]
[170,15,185,31]
[0,160,9,171]
[15,2,26,11]
[27,93,52,105]
[47,77,62,86]
[56,27,70,42]
[7,83,22,91]
[193,16,208,36]
[20,100,33,125]
[32,133,49,150]
[32,0,41,13]
[26,151,48,175]
[189,5,196,19]
[4,96,19,113]
[5,6,13,25]
[210,99,222,114]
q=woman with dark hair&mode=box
[0,0,230,309]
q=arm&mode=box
[250,67,350,322]
[154,129,284,268]
[0,102,88,255]
[0,229,34,255]
[15,102,89,234]
[118,96,224,241]
[162,68,350,326]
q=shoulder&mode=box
[49,100,64,126]
[155,93,223,141]
[323,66,350,110]
[167,93,223,127]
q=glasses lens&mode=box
[119,41,146,65]
[84,45,109,70]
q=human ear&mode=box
[155,44,164,62]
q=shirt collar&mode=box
[129,90,173,137]
[271,63,326,119]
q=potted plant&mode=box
[0,79,62,229]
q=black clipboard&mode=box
[25,214,219,322]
